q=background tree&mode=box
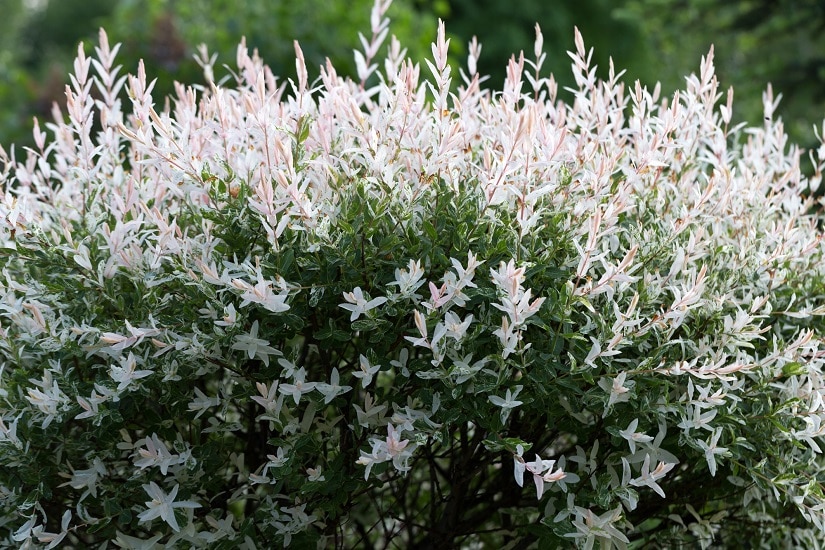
[102,0,436,95]
[622,0,825,154]
[0,0,40,148]
[0,0,436,149]
[422,0,654,91]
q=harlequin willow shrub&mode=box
[4,2,825,548]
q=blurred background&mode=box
[1,0,823,157]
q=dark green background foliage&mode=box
[2,0,824,154]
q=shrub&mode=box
[3,0,825,547]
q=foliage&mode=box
[0,0,435,151]
[620,0,825,151]
[0,0,41,148]
[21,0,117,69]
[4,0,825,547]
[102,0,435,98]
[431,0,654,92]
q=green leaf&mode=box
[87,517,113,534]
[309,286,325,307]
[483,437,533,454]
[118,509,133,525]
[351,318,391,332]
[781,361,806,377]
[316,319,351,342]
